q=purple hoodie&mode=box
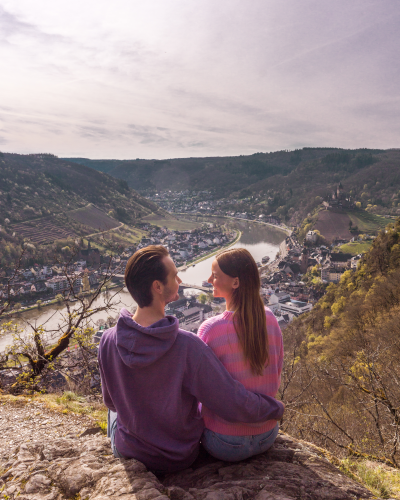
[98,308,284,472]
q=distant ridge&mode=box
[64,148,400,225]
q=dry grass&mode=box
[339,458,400,499]
[0,391,108,433]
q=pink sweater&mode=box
[198,308,284,436]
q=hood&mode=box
[115,308,179,368]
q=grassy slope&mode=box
[141,215,201,231]
[338,241,373,255]
[346,210,389,233]
[311,209,388,242]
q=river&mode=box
[0,218,286,351]
[178,217,286,286]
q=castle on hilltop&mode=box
[327,182,354,208]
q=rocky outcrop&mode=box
[0,431,378,500]
[0,395,380,499]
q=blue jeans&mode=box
[107,410,126,459]
[201,424,279,462]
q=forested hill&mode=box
[281,218,400,467]
[0,152,166,268]
[64,148,341,194]
[65,148,400,222]
[0,152,163,226]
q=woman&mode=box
[198,248,283,462]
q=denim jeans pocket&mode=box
[210,432,244,449]
[258,425,279,452]
[258,432,274,447]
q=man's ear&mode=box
[232,277,240,289]
[152,280,163,296]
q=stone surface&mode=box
[0,399,378,500]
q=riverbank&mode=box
[178,229,242,271]
[175,212,291,236]
[1,282,122,320]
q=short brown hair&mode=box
[125,245,169,308]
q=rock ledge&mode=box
[0,431,377,500]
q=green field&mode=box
[140,216,201,231]
[339,240,373,255]
[346,210,389,233]
[82,225,146,252]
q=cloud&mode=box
[0,0,399,158]
[0,5,68,45]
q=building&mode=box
[280,300,313,317]
[197,303,213,320]
[165,297,192,314]
[329,252,352,269]
[82,273,90,292]
[268,292,291,313]
[181,307,203,325]
[351,255,362,269]
[321,267,344,283]
[45,277,69,292]
[306,231,318,244]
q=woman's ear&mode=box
[232,277,240,289]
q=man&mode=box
[98,245,284,473]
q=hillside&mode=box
[65,148,400,225]
[280,218,400,469]
[64,149,339,195]
[0,153,163,224]
[0,153,165,267]
[298,207,389,243]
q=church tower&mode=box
[300,247,308,274]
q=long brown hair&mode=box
[216,248,269,376]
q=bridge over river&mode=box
[112,275,210,293]
[179,283,212,292]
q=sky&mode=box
[0,0,399,159]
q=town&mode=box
[146,190,282,226]
[1,184,375,335]
[0,222,237,313]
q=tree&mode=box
[206,293,214,304]
[55,294,63,304]
[198,293,207,304]
[0,247,123,393]
[279,219,400,467]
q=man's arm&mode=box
[97,340,116,412]
[189,344,284,423]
